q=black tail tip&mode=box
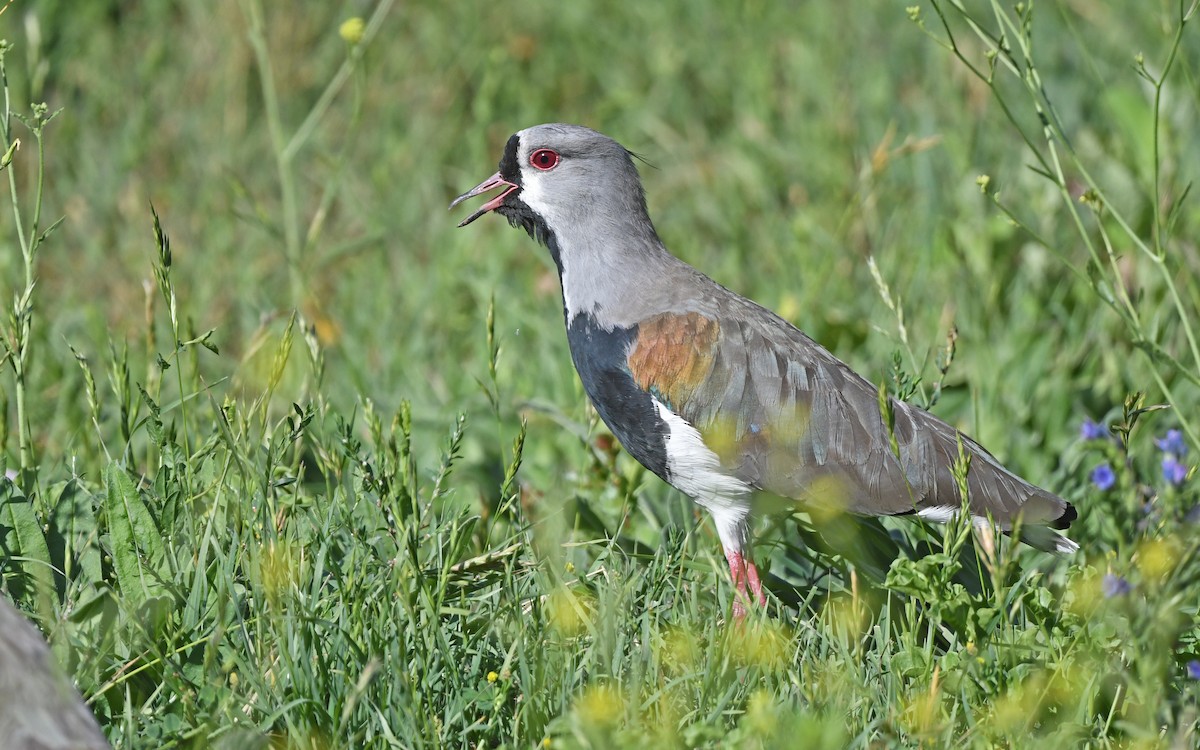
[1052,502,1078,530]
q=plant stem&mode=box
[1,60,33,484]
[243,0,395,311]
[931,0,1200,447]
[243,0,304,308]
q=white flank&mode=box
[1056,536,1081,554]
[1021,525,1081,554]
[919,506,1080,554]
[651,399,753,551]
[917,506,958,524]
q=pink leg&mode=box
[724,548,768,619]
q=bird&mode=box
[451,123,1078,617]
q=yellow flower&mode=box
[575,684,624,730]
[339,17,365,45]
[731,620,791,669]
[547,588,592,636]
[745,689,778,737]
[1137,537,1179,580]
[487,671,499,683]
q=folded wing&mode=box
[626,303,1075,540]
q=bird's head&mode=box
[451,123,652,248]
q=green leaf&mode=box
[104,462,172,621]
[47,479,103,585]
[890,649,932,679]
[0,480,55,602]
[1133,338,1200,388]
[181,327,220,355]
[137,384,165,446]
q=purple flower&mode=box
[1155,429,1187,456]
[1162,456,1188,486]
[1091,463,1116,491]
[1188,660,1200,680]
[1080,418,1106,441]
[1102,573,1132,598]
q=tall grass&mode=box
[0,0,1197,747]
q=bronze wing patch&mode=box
[627,312,721,411]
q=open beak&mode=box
[449,172,519,227]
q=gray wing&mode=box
[657,293,1072,532]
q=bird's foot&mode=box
[725,548,768,619]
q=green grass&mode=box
[0,0,1198,747]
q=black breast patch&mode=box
[566,315,670,482]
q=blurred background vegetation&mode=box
[0,0,1197,747]
[6,0,1196,484]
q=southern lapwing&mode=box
[451,123,1078,617]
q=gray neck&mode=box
[552,214,696,329]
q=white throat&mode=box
[519,179,608,323]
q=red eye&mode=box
[529,148,560,170]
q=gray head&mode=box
[451,124,658,260]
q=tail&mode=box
[1016,501,1079,554]
[899,407,1080,555]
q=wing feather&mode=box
[626,301,1071,531]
